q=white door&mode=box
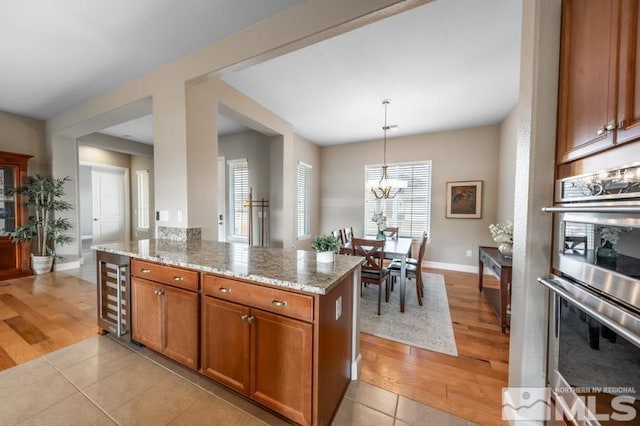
[217,156,226,242]
[92,168,126,244]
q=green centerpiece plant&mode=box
[311,234,341,263]
[8,175,73,274]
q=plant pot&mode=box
[31,255,54,275]
[316,251,334,263]
[596,246,617,267]
[498,242,513,258]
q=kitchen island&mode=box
[93,239,362,426]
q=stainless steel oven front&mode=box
[540,163,640,425]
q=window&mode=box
[136,170,149,230]
[229,159,249,238]
[297,161,312,238]
[364,161,432,239]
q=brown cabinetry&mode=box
[557,0,640,170]
[131,259,199,369]
[0,151,32,281]
[202,275,313,425]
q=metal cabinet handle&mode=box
[154,289,165,296]
[271,299,288,307]
[219,287,231,293]
[247,316,255,324]
[596,125,606,136]
[241,314,248,322]
[173,276,184,281]
[141,269,151,274]
[605,120,616,132]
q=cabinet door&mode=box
[617,0,640,145]
[131,277,163,352]
[201,296,250,394]
[557,0,618,163]
[250,309,312,426]
[163,285,199,370]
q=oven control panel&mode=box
[557,163,640,202]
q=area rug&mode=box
[359,272,458,356]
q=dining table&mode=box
[341,236,413,312]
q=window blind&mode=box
[136,170,149,230]
[364,161,432,239]
[229,159,248,238]
[297,162,312,237]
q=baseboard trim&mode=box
[423,260,479,273]
[351,353,362,380]
[54,260,81,271]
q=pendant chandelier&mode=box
[369,99,407,199]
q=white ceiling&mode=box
[221,0,523,145]
[2,0,522,147]
[0,0,301,119]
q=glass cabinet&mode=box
[0,151,32,280]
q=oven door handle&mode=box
[541,205,640,213]
[538,276,640,348]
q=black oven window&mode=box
[558,299,640,400]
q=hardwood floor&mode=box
[359,267,510,426]
[0,272,98,371]
[0,266,508,425]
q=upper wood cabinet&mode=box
[557,0,640,164]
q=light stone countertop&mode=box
[92,239,362,295]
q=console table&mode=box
[478,246,512,333]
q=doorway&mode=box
[78,165,130,248]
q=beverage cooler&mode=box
[96,251,130,340]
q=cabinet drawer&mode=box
[480,252,501,278]
[203,275,313,322]
[131,259,199,291]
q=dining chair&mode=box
[331,229,345,245]
[342,227,353,244]
[384,226,399,239]
[388,232,428,307]
[351,237,390,315]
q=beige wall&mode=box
[186,78,295,242]
[497,104,519,223]
[0,111,47,174]
[321,125,500,269]
[78,145,131,169]
[219,130,272,244]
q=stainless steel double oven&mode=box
[540,163,640,425]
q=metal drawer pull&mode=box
[141,269,151,274]
[219,287,231,293]
[271,299,288,307]
[173,276,184,281]
[154,289,164,296]
[247,316,255,324]
[241,314,248,322]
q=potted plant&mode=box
[8,175,73,274]
[311,234,341,263]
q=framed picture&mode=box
[446,180,482,219]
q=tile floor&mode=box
[3,252,477,425]
[0,333,476,425]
